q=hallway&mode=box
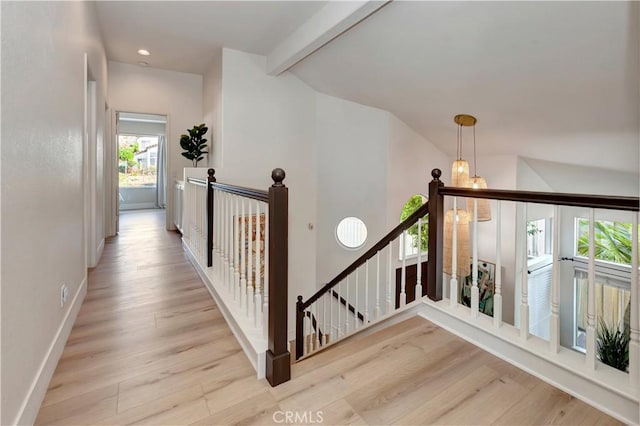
[35,210,620,425]
[35,210,257,425]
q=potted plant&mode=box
[596,318,629,372]
[180,123,208,167]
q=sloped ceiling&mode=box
[291,1,640,173]
[94,1,639,173]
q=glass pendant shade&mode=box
[468,176,492,221]
[451,160,470,188]
[444,209,471,277]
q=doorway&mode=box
[116,112,167,216]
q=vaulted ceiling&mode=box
[95,1,639,173]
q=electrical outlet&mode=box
[60,285,69,308]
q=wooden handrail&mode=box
[441,187,639,211]
[212,182,269,203]
[187,177,269,203]
[300,201,429,310]
[187,177,207,186]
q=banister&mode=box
[300,200,429,310]
[441,186,639,211]
[187,177,207,186]
[211,182,269,203]
[187,175,269,202]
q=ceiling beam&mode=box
[266,0,390,76]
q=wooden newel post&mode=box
[295,296,304,360]
[266,168,291,386]
[427,168,444,301]
[206,168,216,267]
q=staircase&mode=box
[183,167,640,424]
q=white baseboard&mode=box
[96,238,105,265]
[14,278,87,425]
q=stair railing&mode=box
[184,168,290,386]
[296,197,431,360]
[426,167,639,423]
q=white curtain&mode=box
[156,135,166,208]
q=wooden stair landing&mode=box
[35,210,620,425]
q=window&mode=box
[399,195,428,259]
[526,218,553,339]
[572,218,634,352]
[118,135,159,187]
[336,217,367,249]
[575,218,637,265]
[527,219,547,258]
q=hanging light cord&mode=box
[458,123,463,160]
[472,124,477,177]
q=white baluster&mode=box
[400,232,407,307]
[355,268,360,329]
[263,203,269,339]
[312,303,317,351]
[221,191,226,277]
[254,201,262,329]
[234,196,240,300]
[415,219,423,302]
[228,193,233,284]
[629,211,638,388]
[471,199,479,318]
[364,260,370,324]
[240,199,247,309]
[247,202,254,319]
[450,198,459,308]
[375,252,381,319]
[494,200,503,328]
[329,288,334,342]
[322,292,327,345]
[224,192,230,285]
[387,243,393,314]
[344,276,350,334]
[304,307,311,354]
[550,205,560,352]
[520,203,530,340]
[336,283,342,337]
[586,208,596,370]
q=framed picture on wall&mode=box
[460,260,495,317]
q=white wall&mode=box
[217,48,318,335]
[387,114,450,229]
[520,157,639,197]
[214,49,463,337]
[108,61,203,230]
[315,94,388,284]
[1,2,107,424]
[203,49,223,170]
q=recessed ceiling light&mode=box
[137,49,150,56]
[138,61,149,67]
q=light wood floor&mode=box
[36,209,620,425]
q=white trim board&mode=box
[14,278,87,426]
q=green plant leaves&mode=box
[596,317,630,372]
[180,123,209,167]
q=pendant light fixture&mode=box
[450,114,473,188]
[467,116,491,221]
[443,208,471,277]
